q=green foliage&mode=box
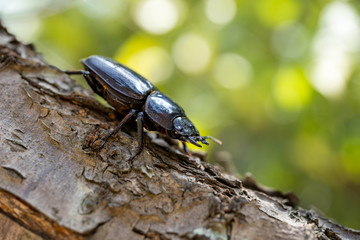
[2,0,359,229]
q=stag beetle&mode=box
[66,55,221,160]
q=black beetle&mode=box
[66,55,220,160]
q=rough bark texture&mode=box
[0,23,359,240]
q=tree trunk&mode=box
[0,23,359,240]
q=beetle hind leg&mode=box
[98,109,137,149]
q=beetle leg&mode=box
[182,142,191,155]
[129,112,145,161]
[99,109,137,149]
[64,70,90,75]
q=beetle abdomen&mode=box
[144,91,185,130]
[82,55,155,101]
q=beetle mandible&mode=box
[66,55,221,160]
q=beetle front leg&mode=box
[129,112,145,161]
[182,142,191,156]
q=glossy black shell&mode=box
[82,56,155,111]
[81,55,186,131]
[145,91,185,130]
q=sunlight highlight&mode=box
[273,67,312,111]
[310,1,360,98]
[213,53,252,89]
[172,33,212,75]
[126,47,173,83]
[205,0,237,25]
[134,0,179,35]
[256,0,299,26]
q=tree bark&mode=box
[0,23,359,240]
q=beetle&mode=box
[66,55,221,160]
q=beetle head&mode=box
[171,116,221,147]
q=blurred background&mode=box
[1,0,359,229]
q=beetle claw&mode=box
[199,137,209,145]
[185,135,221,148]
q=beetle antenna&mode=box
[204,136,222,145]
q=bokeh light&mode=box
[116,46,173,84]
[255,0,300,26]
[172,33,212,75]
[0,0,45,42]
[205,0,237,25]
[133,0,179,35]
[271,22,308,59]
[310,1,360,98]
[213,53,252,89]
[272,67,312,112]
